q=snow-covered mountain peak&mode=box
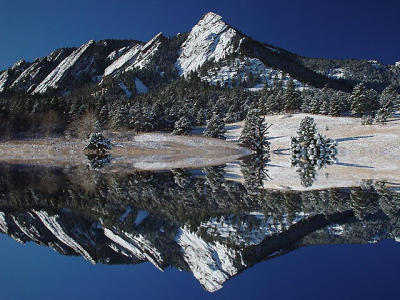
[11,59,28,70]
[176,11,242,76]
[198,11,224,24]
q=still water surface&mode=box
[0,161,399,299]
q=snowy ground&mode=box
[219,113,400,191]
[0,133,250,171]
[1,113,399,191]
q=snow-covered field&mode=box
[0,113,399,191]
[0,133,250,171]
[222,113,400,190]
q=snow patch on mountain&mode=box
[0,212,8,232]
[107,46,129,62]
[176,12,241,76]
[11,216,42,243]
[175,226,243,292]
[324,68,346,79]
[10,49,70,91]
[368,59,383,69]
[0,71,9,92]
[134,210,149,226]
[125,32,163,71]
[33,40,95,94]
[135,78,149,94]
[200,212,309,246]
[33,210,95,263]
[201,57,304,89]
[104,228,164,270]
[104,44,142,77]
[119,82,132,97]
[104,33,163,78]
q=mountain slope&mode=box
[0,11,398,98]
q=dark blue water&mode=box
[1,234,399,300]
[0,163,399,299]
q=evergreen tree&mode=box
[350,83,377,116]
[329,96,343,117]
[379,85,398,116]
[310,92,321,114]
[319,86,330,115]
[172,115,192,135]
[375,107,391,124]
[204,113,226,139]
[239,108,271,155]
[284,79,301,112]
[296,116,317,144]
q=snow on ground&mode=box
[119,82,132,97]
[0,133,250,171]
[323,68,346,79]
[223,113,400,190]
[135,78,149,94]
[176,12,240,76]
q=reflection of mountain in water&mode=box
[0,163,399,292]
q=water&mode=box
[0,161,399,299]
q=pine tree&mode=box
[204,113,226,139]
[172,116,192,135]
[379,85,398,116]
[239,108,271,155]
[296,116,317,144]
[310,92,320,114]
[375,107,391,124]
[284,79,301,112]
[350,83,377,116]
[329,96,343,117]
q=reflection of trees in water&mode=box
[172,169,194,189]
[240,155,270,200]
[0,163,399,292]
[86,154,112,170]
[203,166,225,193]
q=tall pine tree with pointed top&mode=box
[204,113,226,139]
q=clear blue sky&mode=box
[0,0,399,70]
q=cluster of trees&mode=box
[0,63,399,139]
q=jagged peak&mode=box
[176,12,241,76]
[142,32,164,51]
[199,11,224,23]
[11,59,28,70]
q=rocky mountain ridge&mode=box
[1,12,398,98]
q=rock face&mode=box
[0,11,399,96]
[176,12,242,76]
[104,32,164,77]
[10,49,74,93]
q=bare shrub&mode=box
[68,111,101,139]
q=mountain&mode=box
[0,163,399,292]
[0,11,398,98]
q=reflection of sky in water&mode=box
[0,235,399,300]
[0,162,399,299]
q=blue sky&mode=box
[0,0,399,69]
